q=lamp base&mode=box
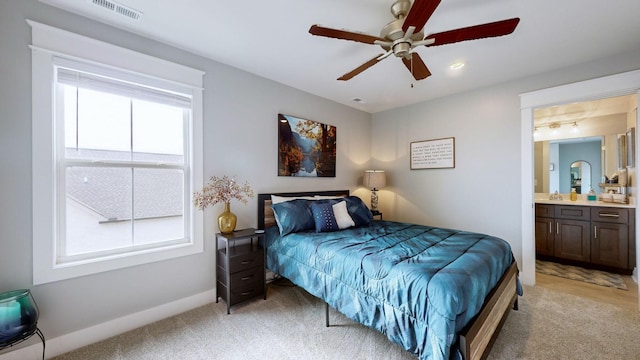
[370,189,379,212]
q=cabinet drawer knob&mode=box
[241,260,252,265]
[241,275,254,281]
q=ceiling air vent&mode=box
[89,0,143,21]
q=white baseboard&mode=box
[0,289,215,360]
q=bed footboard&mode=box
[458,261,518,360]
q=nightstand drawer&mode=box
[228,282,264,306]
[217,266,263,288]
[218,245,264,274]
[228,250,264,272]
[230,266,263,286]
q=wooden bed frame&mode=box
[257,190,518,360]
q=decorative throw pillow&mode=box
[310,200,356,232]
[271,199,315,235]
[310,201,340,232]
[342,196,373,226]
[332,201,356,229]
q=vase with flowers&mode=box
[193,175,254,233]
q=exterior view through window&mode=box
[57,67,191,264]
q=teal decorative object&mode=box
[0,289,45,359]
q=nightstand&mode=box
[215,228,266,314]
[371,211,382,220]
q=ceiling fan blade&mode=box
[338,54,385,81]
[402,0,441,33]
[309,25,385,45]
[402,53,431,80]
[424,18,520,47]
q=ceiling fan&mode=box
[309,0,520,81]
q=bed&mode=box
[257,190,519,360]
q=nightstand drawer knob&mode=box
[241,275,254,281]
[241,260,252,265]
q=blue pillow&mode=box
[342,196,373,226]
[271,199,314,235]
[310,201,340,232]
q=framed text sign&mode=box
[410,137,455,169]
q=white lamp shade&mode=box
[363,170,386,189]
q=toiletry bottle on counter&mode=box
[570,188,577,201]
[587,188,597,201]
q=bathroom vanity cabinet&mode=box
[535,203,635,273]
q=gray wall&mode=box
[372,48,640,268]
[0,0,371,341]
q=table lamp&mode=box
[363,170,386,212]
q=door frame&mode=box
[520,69,640,298]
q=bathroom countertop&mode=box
[535,197,636,208]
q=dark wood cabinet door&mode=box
[591,222,629,269]
[534,216,554,256]
[554,219,590,262]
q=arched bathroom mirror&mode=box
[570,160,591,194]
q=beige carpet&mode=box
[52,283,640,360]
[536,260,628,290]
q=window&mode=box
[30,21,204,284]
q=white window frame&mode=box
[29,20,205,285]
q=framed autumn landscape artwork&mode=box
[278,113,336,177]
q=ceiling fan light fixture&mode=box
[392,41,411,58]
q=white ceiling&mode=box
[39,0,640,113]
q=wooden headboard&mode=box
[257,190,350,230]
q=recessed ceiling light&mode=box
[450,62,465,70]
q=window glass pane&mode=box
[64,85,132,161]
[133,168,185,245]
[132,99,184,164]
[65,166,133,256]
[77,88,131,153]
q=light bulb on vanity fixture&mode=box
[533,120,581,138]
[571,122,579,134]
[363,170,386,214]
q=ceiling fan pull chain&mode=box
[410,55,414,88]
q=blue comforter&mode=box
[265,221,515,360]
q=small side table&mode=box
[215,228,266,314]
[371,211,382,220]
